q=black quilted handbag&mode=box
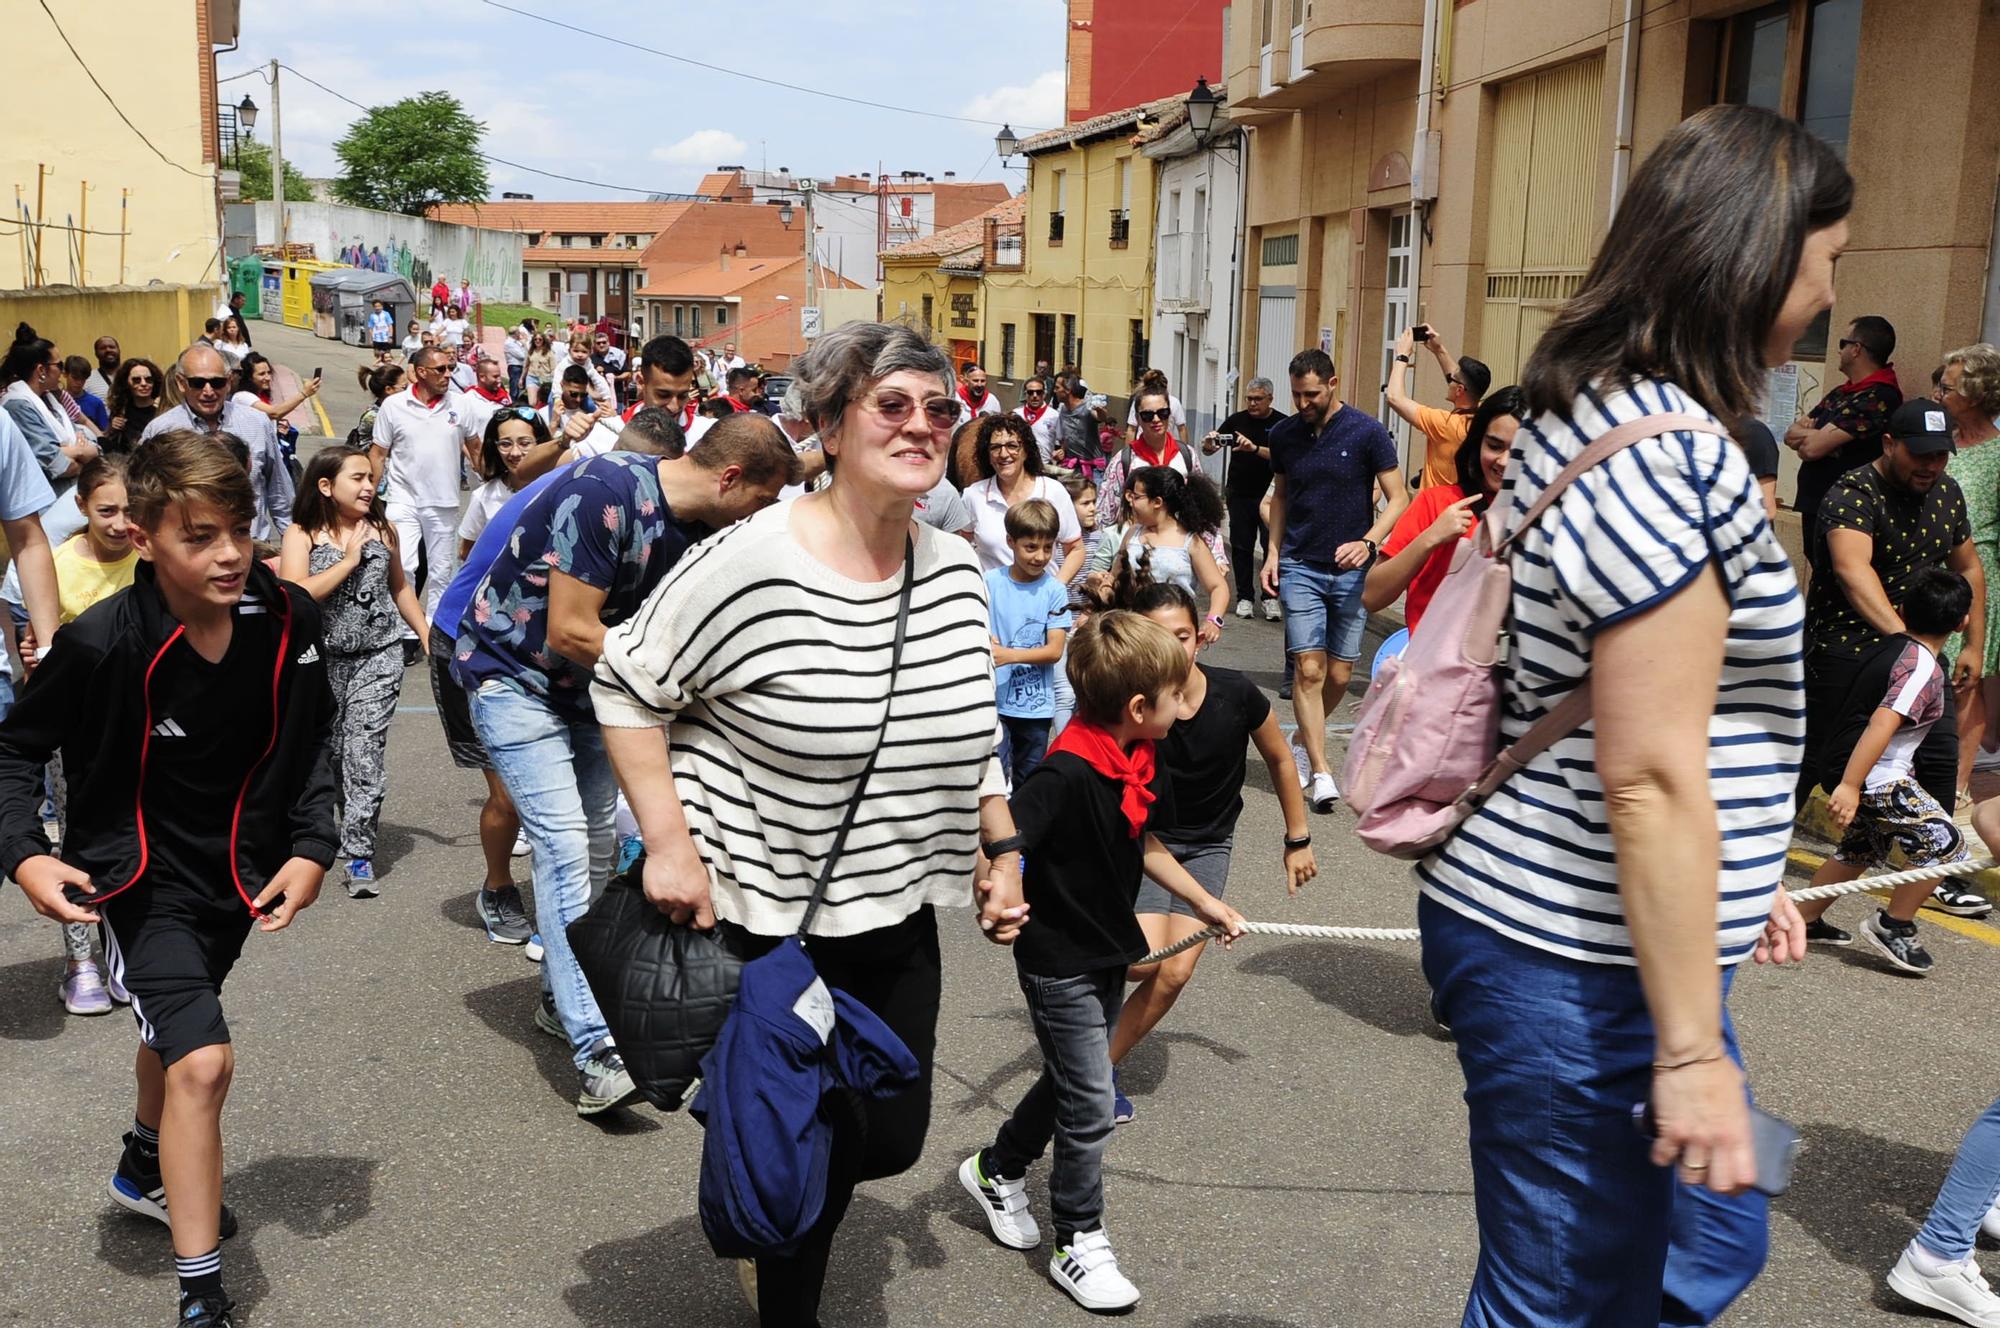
[567,537,915,1111]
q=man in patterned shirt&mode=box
[1798,400,1990,920]
[1786,314,1902,525]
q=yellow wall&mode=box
[3,1,220,289]
[0,285,209,370]
[984,132,1157,403]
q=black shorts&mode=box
[428,625,489,769]
[101,890,252,1068]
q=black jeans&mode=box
[985,965,1126,1244]
[1225,480,1269,603]
[1797,646,1958,810]
[737,907,942,1328]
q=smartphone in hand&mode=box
[1632,1099,1801,1196]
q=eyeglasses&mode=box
[987,440,1025,454]
[1445,374,1462,387]
[867,392,960,430]
[1136,408,1171,423]
[1838,338,1860,350]
[182,376,228,391]
[1024,388,1046,396]
[508,407,538,421]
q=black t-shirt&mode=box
[144,615,275,900]
[1010,750,1176,977]
[1216,408,1287,497]
[1736,417,1779,480]
[1156,666,1271,844]
[1794,376,1901,521]
[1806,463,1971,660]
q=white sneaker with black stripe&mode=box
[958,1151,1039,1249]
[1049,1227,1140,1312]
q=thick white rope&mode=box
[1133,856,2000,966]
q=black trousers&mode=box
[1225,480,1268,603]
[1796,647,1958,811]
[735,906,942,1327]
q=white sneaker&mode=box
[1888,1245,2000,1326]
[1234,598,1253,619]
[1262,598,1281,621]
[511,831,531,857]
[959,1152,1040,1250]
[1310,770,1340,813]
[1050,1227,1140,1312]
[1983,1202,2000,1243]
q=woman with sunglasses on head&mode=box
[963,413,1085,578]
[99,357,164,456]
[592,321,1027,1327]
[458,408,550,560]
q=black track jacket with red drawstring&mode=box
[0,559,337,916]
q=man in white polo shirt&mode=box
[1014,375,1059,463]
[369,346,480,652]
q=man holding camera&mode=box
[1385,324,1491,490]
[1202,376,1288,620]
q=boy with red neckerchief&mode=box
[959,610,1244,1314]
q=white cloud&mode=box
[651,129,750,167]
[959,69,1064,132]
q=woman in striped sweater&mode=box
[592,321,1028,1327]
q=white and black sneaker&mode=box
[1929,881,1993,918]
[576,1042,642,1116]
[1309,770,1340,814]
[959,1150,1040,1249]
[1049,1227,1140,1312]
[1862,911,1934,976]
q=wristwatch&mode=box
[1206,614,1225,629]
[1395,353,1412,364]
[1363,538,1379,557]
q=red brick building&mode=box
[1065,0,1228,123]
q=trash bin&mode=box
[309,269,418,345]
[268,259,341,331]
[259,260,285,325]
[228,256,263,320]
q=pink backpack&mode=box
[1340,413,1726,858]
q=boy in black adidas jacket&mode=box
[0,431,336,1328]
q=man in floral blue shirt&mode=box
[452,413,797,1114]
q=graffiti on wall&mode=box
[257,202,523,303]
[325,229,513,299]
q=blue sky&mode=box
[226,0,1066,200]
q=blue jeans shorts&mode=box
[1134,838,1231,917]
[1279,557,1367,662]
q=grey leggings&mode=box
[328,645,404,859]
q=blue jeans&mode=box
[986,966,1125,1243]
[1419,894,1767,1327]
[1278,557,1367,662]
[470,679,617,1068]
[997,715,1052,785]
[1917,1096,2000,1261]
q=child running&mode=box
[1793,565,1973,974]
[279,445,428,898]
[0,430,336,1328]
[987,497,1073,781]
[1109,465,1230,644]
[960,610,1245,1313]
[46,457,140,1015]
[1107,581,1317,1123]
[458,406,551,559]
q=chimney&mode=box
[734,242,748,258]
[719,245,730,272]
[943,171,956,179]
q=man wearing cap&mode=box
[1383,323,1490,490]
[1798,399,1991,918]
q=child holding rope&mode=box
[1106,581,1317,1123]
[959,611,1245,1313]
[1793,566,1980,974]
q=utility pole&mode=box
[269,59,286,246]
[802,177,818,340]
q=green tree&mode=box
[236,139,314,202]
[331,92,488,216]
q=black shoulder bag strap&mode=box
[796,534,916,940]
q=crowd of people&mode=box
[17,102,2000,1328]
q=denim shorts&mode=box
[1134,837,1231,917]
[1279,558,1367,662]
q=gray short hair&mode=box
[778,381,807,421]
[1247,376,1275,396]
[617,406,686,458]
[792,321,955,438]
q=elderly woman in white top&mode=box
[962,412,1084,578]
[593,321,1026,1328]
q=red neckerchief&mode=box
[727,397,756,414]
[679,401,696,430]
[1019,403,1048,426]
[470,385,510,404]
[1046,720,1156,838]
[1130,431,1181,470]
[1832,366,1899,397]
[958,384,989,413]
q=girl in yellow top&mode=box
[49,456,138,1016]
[52,456,137,623]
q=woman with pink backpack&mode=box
[1388,104,1839,1324]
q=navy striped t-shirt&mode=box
[1418,380,1804,966]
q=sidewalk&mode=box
[244,319,380,443]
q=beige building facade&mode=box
[1229,0,2000,508]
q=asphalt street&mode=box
[5,325,2000,1323]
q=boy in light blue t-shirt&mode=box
[986,497,1073,783]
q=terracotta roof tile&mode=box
[1020,93,1187,154]
[882,195,1024,262]
[427,201,691,237]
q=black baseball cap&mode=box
[1890,399,1955,455]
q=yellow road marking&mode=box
[310,392,332,439]
[1786,847,2000,946]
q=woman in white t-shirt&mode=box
[1416,104,1845,1324]
[960,413,1081,577]
[458,406,547,558]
